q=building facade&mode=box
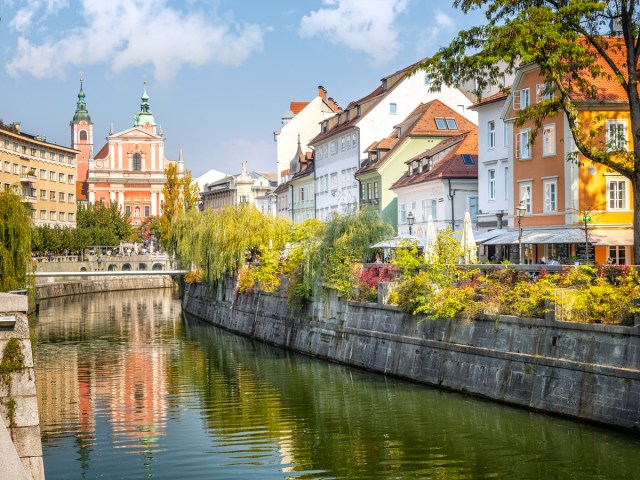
[356,99,478,230]
[0,122,78,226]
[85,83,183,227]
[201,161,277,213]
[70,79,94,203]
[310,62,477,220]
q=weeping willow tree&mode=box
[169,203,291,286]
[298,208,394,300]
[0,191,32,291]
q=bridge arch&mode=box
[152,263,163,271]
[122,263,132,271]
[107,264,117,271]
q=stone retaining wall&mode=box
[0,293,44,480]
[183,282,640,432]
[36,276,176,301]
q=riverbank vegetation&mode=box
[0,191,32,291]
[171,206,640,325]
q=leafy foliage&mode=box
[0,191,32,291]
[161,163,200,249]
[356,264,394,302]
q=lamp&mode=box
[407,211,415,236]
[515,201,527,265]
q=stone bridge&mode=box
[35,253,175,277]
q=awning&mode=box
[474,229,509,244]
[482,227,633,246]
[371,234,422,249]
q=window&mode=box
[79,130,88,141]
[40,169,46,179]
[607,178,627,210]
[609,246,627,265]
[503,123,509,146]
[367,182,372,200]
[145,205,150,217]
[68,194,74,203]
[330,173,338,191]
[40,189,46,199]
[330,142,338,155]
[373,181,379,200]
[59,212,65,222]
[435,117,447,129]
[341,138,345,151]
[543,179,557,212]
[50,171,56,181]
[3,161,9,173]
[125,205,131,216]
[59,192,65,202]
[50,152,55,160]
[446,118,458,129]
[13,163,19,174]
[351,133,357,148]
[59,173,66,183]
[536,82,554,102]
[519,182,532,213]
[488,121,496,149]
[49,191,56,201]
[606,119,628,151]
[300,187,305,202]
[68,156,74,165]
[49,211,56,221]
[504,166,509,199]
[360,182,366,200]
[516,129,531,159]
[133,153,141,171]
[68,213,74,222]
[399,203,407,223]
[390,103,397,114]
[40,210,46,220]
[468,196,478,220]
[134,206,140,217]
[68,175,74,184]
[488,169,496,200]
[520,88,530,109]
[40,149,46,158]
[422,199,436,221]
[542,124,556,156]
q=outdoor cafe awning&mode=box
[482,228,633,246]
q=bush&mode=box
[235,265,255,295]
[395,272,438,316]
[184,268,203,284]
[356,264,394,302]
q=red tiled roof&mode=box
[357,99,477,175]
[94,143,109,159]
[391,130,478,190]
[290,102,309,114]
[471,87,511,108]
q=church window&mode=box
[134,206,141,217]
[79,130,88,141]
[133,153,141,171]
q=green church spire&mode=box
[134,79,156,127]
[72,75,92,124]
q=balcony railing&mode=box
[20,172,37,183]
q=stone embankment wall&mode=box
[183,282,640,432]
[37,276,176,301]
[0,293,44,480]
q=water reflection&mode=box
[35,289,640,479]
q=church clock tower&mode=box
[70,77,93,201]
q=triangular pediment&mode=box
[109,126,162,140]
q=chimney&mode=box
[318,85,327,100]
[328,97,336,112]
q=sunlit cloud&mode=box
[299,0,409,66]
[6,0,268,81]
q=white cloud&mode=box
[420,11,455,50]
[299,0,408,66]
[6,0,267,81]
[9,0,69,32]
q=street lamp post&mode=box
[516,201,526,264]
[407,211,415,236]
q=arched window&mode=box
[79,130,88,141]
[133,153,141,171]
[134,206,141,217]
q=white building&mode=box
[274,86,340,185]
[390,131,479,238]
[471,89,512,233]
[310,62,477,220]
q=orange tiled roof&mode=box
[357,99,476,175]
[391,130,478,190]
[290,102,309,114]
[94,143,109,159]
[472,87,511,108]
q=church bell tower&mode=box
[70,75,93,201]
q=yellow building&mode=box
[0,122,79,226]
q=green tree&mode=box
[161,163,199,248]
[418,1,640,261]
[0,191,32,291]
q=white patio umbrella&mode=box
[461,211,477,264]
[424,215,437,263]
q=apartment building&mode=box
[0,122,78,226]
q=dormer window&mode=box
[346,110,350,122]
[356,105,361,116]
[383,79,388,91]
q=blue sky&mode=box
[0,0,484,177]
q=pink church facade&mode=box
[73,82,184,227]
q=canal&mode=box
[34,288,640,479]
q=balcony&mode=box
[21,194,37,204]
[20,171,37,183]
